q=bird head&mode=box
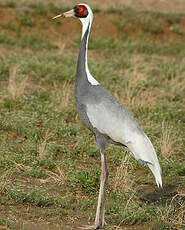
[52,4,91,20]
[52,4,93,40]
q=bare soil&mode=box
[2,0,185,13]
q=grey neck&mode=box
[75,25,90,89]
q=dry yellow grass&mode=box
[160,121,178,158]
[117,55,158,108]
[44,166,66,186]
[113,154,134,193]
[52,81,72,109]
[39,129,50,160]
[159,192,185,229]
[0,169,13,193]
[8,66,28,99]
[60,82,72,108]
[39,140,48,161]
[0,163,31,193]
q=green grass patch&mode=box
[19,35,58,50]
[5,185,54,206]
[0,1,16,8]
[16,13,35,27]
[0,32,15,45]
[0,217,14,229]
[2,21,19,31]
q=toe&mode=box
[78,224,101,229]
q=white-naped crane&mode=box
[53,4,162,229]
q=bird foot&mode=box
[78,224,103,229]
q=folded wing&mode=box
[86,100,162,187]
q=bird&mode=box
[52,4,162,229]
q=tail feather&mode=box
[126,131,162,187]
[148,162,162,187]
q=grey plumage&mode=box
[75,23,146,151]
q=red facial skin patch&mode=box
[75,5,88,17]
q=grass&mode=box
[0,1,16,8]
[4,184,55,206]
[0,1,185,230]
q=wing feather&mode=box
[86,101,162,187]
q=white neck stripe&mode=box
[79,4,99,86]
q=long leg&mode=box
[94,134,108,228]
[94,151,108,228]
[79,134,108,230]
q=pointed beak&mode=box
[52,9,75,20]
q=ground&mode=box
[0,1,185,230]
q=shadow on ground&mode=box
[137,184,177,204]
